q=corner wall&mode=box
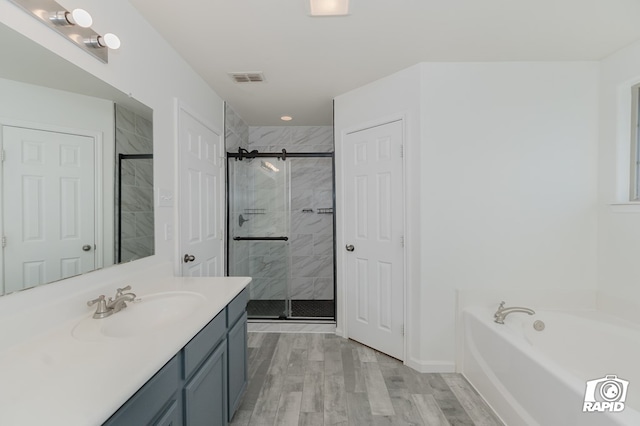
[334,62,599,370]
[419,62,599,365]
[597,39,640,322]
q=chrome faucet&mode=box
[87,285,136,319]
[493,301,535,324]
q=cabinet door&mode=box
[227,312,247,420]
[184,341,227,426]
[104,356,180,426]
[153,400,182,426]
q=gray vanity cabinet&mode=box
[227,311,247,420]
[103,287,248,426]
[103,355,182,426]
[184,341,227,426]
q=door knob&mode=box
[82,245,92,251]
[346,244,355,252]
[183,254,196,263]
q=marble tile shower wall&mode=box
[248,126,333,153]
[225,104,251,284]
[225,104,249,151]
[249,126,334,301]
[115,104,154,263]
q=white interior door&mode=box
[178,107,223,277]
[2,126,96,293]
[343,120,405,360]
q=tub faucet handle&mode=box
[495,301,505,316]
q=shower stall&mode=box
[226,149,335,320]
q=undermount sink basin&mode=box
[72,291,207,340]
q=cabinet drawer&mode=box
[183,310,226,380]
[227,287,249,326]
[104,355,180,426]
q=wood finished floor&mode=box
[230,332,504,426]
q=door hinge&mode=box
[1,150,5,162]
[400,235,404,248]
[400,144,404,158]
[401,324,405,336]
[1,236,6,248]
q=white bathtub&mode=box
[462,306,640,426]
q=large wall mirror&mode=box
[0,22,154,296]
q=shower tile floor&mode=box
[247,300,335,319]
[230,332,504,426]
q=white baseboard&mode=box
[405,357,456,373]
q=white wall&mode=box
[335,62,600,371]
[597,39,640,322]
[334,64,424,369]
[419,62,599,366]
[0,0,224,291]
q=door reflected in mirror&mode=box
[0,22,154,296]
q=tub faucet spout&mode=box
[494,301,535,324]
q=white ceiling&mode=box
[129,0,640,126]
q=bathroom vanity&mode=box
[104,286,249,425]
[0,269,251,426]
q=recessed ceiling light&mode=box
[309,0,349,16]
[281,115,293,121]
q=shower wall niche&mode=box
[226,106,335,320]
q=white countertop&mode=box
[0,272,251,426]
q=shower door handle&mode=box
[346,244,355,252]
[183,254,196,263]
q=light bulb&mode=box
[103,33,121,50]
[70,9,93,28]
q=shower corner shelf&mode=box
[244,208,266,215]
[317,208,333,214]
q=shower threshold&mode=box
[247,299,335,320]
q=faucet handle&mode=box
[87,295,106,306]
[87,295,112,319]
[116,285,132,297]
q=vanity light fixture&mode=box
[49,8,93,28]
[85,33,121,50]
[280,115,293,121]
[309,0,349,16]
[7,0,120,63]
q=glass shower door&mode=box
[228,157,290,319]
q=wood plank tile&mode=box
[346,392,374,425]
[356,345,378,363]
[389,390,425,426]
[252,373,285,418]
[268,333,293,375]
[363,362,395,416]
[229,409,252,426]
[308,333,325,361]
[442,374,503,426]
[235,332,504,426]
[324,336,344,376]
[411,394,451,425]
[324,374,348,425]
[299,412,324,426]
[301,371,324,413]
[427,374,475,426]
[274,391,302,426]
[287,348,308,376]
[248,331,266,348]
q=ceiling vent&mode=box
[229,72,265,83]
